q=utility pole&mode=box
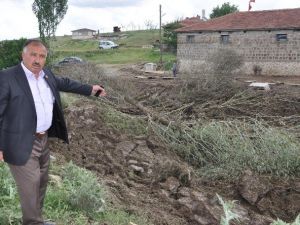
[159,4,162,65]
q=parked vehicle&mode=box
[99,40,119,49]
[55,56,84,67]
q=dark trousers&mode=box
[9,134,50,225]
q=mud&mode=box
[50,64,300,225]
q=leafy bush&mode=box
[61,162,106,215]
[163,20,182,50]
[0,38,27,70]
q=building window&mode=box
[220,35,229,44]
[186,35,195,43]
[276,34,288,42]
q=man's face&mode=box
[22,43,47,75]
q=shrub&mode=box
[253,64,262,76]
[0,38,27,70]
[61,162,106,215]
[208,48,244,76]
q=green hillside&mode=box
[50,30,175,66]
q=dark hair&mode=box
[23,39,47,49]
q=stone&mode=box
[238,170,271,205]
[129,164,145,173]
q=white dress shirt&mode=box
[21,63,54,133]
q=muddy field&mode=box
[50,64,300,225]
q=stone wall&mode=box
[177,30,300,76]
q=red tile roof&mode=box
[180,15,203,27]
[176,8,300,32]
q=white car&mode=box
[99,40,119,49]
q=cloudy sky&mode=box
[1,0,299,40]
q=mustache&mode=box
[33,62,41,67]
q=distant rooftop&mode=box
[71,28,96,32]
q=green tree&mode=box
[163,20,182,50]
[0,38,27,70]
[32,0,68,43]
[210,2,239,19]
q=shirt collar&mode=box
[21,62,45,80]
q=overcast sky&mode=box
[1,0,299,41]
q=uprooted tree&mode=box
[32,0,68,44]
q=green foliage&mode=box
[163,20,183,49]
[0,38,27,70]
[103,106,148,136]
[152,119,300,180]
[0,161,150,225]
[217,194,240,225]
[60,162,106,215]
[271,216,300,225]
[210,2,239,19]
[117,30,160,47]
[101,210,153,225]
[53,47,176,65]
[32,0,68,43]
[60,92,79,109]
[0,163,22,224]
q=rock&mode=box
[129,164,145,173]
[238,170,271,205]
[160,177,180,194]
[178,187,191,198]
[249,213,274,225]
[194,214,211,225]
[116,141,136,157]
[128,159,138,165]
[129,222,138,225]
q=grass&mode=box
[102,105,148,137]
[49,30,175,65]
[0,162,152,225]
[0,163,21,225]
[53,48,175,65]
[117,30,160,47]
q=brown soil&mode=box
[50,64,300,225]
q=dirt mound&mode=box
[49,99,300,225]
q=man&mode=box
[0,39,106,225]
[172,62,177,77]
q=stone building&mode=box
[71,28,96,39]
[176,8,300,76]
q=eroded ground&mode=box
[50,64,300,225]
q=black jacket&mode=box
[0,64,92,165]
